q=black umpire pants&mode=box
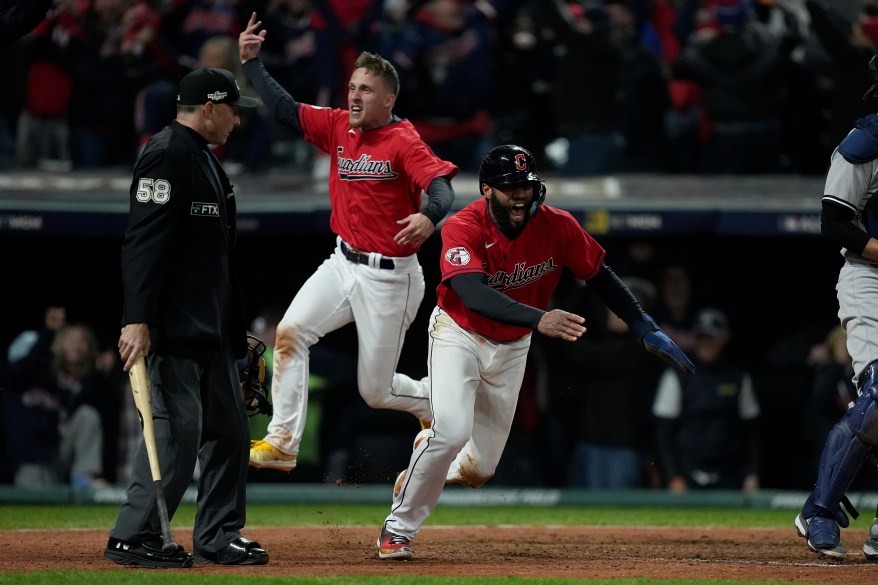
[109,345,250,554]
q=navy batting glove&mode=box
[631,314,695,374]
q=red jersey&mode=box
[437,199,606,342]
[299,105,458,257]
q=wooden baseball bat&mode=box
[129,355,177,553]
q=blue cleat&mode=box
[796,513,846,559]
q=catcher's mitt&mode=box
[240,335,272,417]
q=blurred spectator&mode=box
[133,0,246,154]
[65,0,163,169]
[1,0,56,171]
[611,239,663,283]
[487,1,555,163]
[492,345,554,487]
[668,0,819,174]
[663,75,709,172]
[160,0,245,69]
[805,0,878,163]
[652,263,698,354]
[610,0,673,173]
[254,0,334,169]
[0,0,54,45]
[135,33,270,172]
[380,0,495,172]
[258,0,331,106]
[539,0,626,175]
[540,0,670,175]
[0,34,27,169]
[803,325,857,461]
[650,0,682,66]
[15,4,78,170]
[548,276,663,488]
[652,307,761,492]
[756,0,826,175]
[2,308,119,487]
[670,0,788,173]
[1,306,66,484]
[311,0,384,107]
[197,34,273,172]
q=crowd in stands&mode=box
[3,0,878,176]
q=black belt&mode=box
[341,241,395,269]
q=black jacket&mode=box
[121,121,247,361]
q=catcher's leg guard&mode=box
[808,361,878,519]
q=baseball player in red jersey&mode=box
[377,145,694,560]
[238,14,459,471]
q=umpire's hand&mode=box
[119,322,151,373]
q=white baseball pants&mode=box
[385,306,531,538]
[264,238,430,455]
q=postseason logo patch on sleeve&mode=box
[445,247,471,266]
[191,202,220,217]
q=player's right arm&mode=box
[239,12,303,134]
[824,119,878,262]
[121,138,183,337]
[448,274,585,342]
[821,200,876,259]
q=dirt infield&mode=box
[3,525,878,582]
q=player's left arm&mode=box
[587,263,695,374]
[394,176,455,247]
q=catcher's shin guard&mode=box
[810,362,878,516]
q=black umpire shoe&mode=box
[104,537,194,568]
[194,536,269,565]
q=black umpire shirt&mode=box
[120,121,247,361]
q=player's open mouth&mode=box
[510,205,526,221]
[351,105,362,114]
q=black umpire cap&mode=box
[177,68,259,108]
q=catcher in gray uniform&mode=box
[795,53,878,561]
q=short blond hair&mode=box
[354,51,400,97]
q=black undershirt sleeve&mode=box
[422,177,455,225]
[449,272,545,329]
[242,58,302,134]
[585,263,647,328]
[821,199,870,255]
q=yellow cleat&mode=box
[249,439,297,471]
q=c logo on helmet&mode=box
[514,153,527,171]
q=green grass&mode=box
[0,503,821,531]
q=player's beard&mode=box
[488,195,530,238]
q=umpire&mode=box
[104,68,268,568]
